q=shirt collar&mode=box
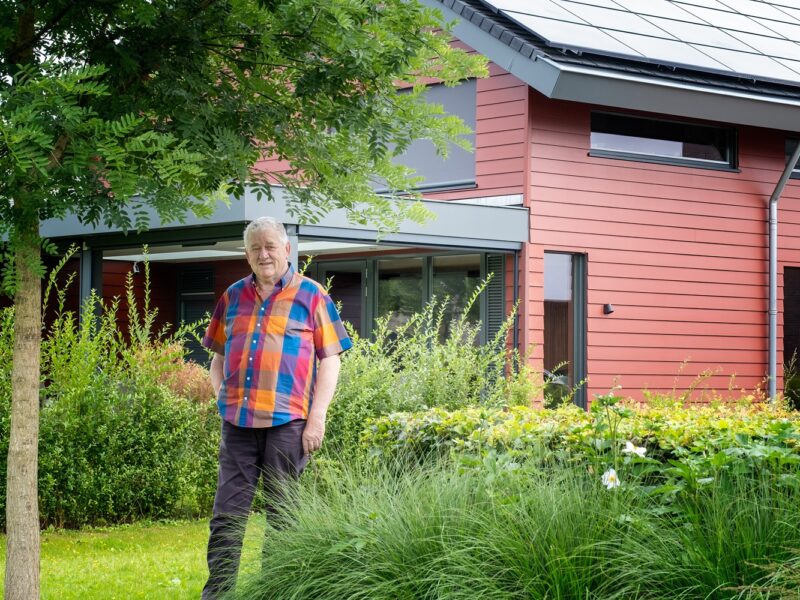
[251,262,295,291]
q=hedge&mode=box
[363,398,800,467]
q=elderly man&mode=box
[200,216,352,599]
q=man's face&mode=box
[245,227,290,285]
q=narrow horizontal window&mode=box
[786,139,800,178]
[590,112,736,169]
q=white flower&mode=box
[622,441,646,457]
[601,468,620,489]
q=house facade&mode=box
[35,0,800,406]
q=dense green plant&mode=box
[232,452,800,600]
[37,384,217,528]
[362,395,800,462]
[325,284,543,459]
[0,261,220,529]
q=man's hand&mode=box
[302,416,326,456]
[209,352,224,397]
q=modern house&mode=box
[36,0,800,407]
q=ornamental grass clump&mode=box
[233,451,800,599]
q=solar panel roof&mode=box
[477,0,800,86]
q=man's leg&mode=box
[202,421,262,600]
[261,419,308,528]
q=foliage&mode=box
[363,394,800,472]
[324,286,542,460]
[784,349,800,411]
[153,344,215,404]
[0,264,220,528]
[233,453,800,600]
[0,0,487,292]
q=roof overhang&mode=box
[427,0,800,132]
[41,185,529,252]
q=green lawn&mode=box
[0,518,265,599]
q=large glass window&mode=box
[391,80,477,191]
[544,253,573,384]
[591,112,736,169]
[432,254,481,341]
[543,252,587,408]
[377,257,424,330]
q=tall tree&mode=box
[0,1,485,596]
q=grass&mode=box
[231,457,800,600]
[0,518,265,599]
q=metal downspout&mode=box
[768,142,800,401]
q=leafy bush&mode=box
[362,395,800,471]
[325,287,543,459]
[37,384,218,528]
[0,256,219,529]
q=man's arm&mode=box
[302,353,342,456]
[209,352,224,397]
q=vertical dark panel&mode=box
[784,267,800,366]
[486,254,506,343]
[178,266,216,364]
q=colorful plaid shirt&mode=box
[202,264,352,428]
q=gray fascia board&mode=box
[40,185,528,250]
[290,197,529,249]
[548,59,800,132]
[297,226,522,252]
[40,196,250,239]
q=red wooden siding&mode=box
[427,64,528,202]
[526,91,800,402]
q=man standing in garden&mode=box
[201,216,352,599]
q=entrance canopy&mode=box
[41,185,529,256]
[39,186,529,312]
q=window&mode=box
[318,252,505,343]
[432,254,481,342]
[387,80,477,192]
[544,252,587,408]
[178,266,215,364]
[377,257,424,330]
[590,112,736,169]
[786,139,800,178]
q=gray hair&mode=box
[243,216,288,247]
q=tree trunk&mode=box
[5,222,41,600]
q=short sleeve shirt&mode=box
[202,264,352,428]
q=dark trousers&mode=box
[202,419,308,600]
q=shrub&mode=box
[362,397,800,469]
[153,343,215,403]
[0,257,220,529]
[37,384,219,528]
[325,287,544,460]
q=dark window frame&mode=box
[786,139,800,180]
[543,251,587,409]
[589,111,739,172]
[311,250,505,344]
